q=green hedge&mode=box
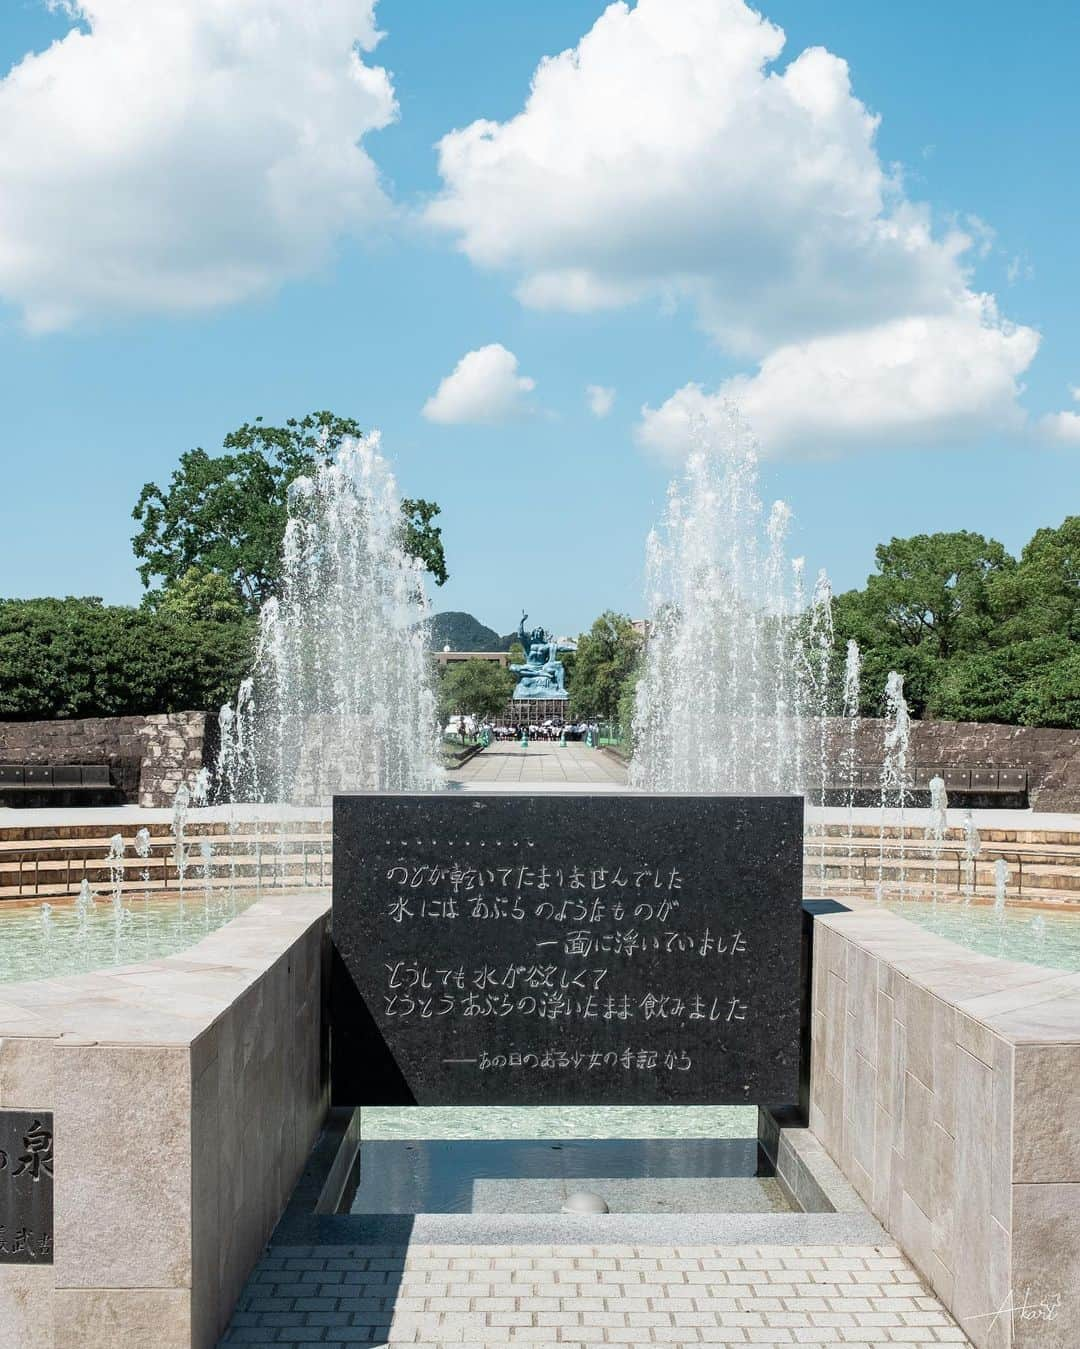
[0,597,255,721]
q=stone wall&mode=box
[0,712,211,807]
[825,717,1080,811]
[810,906,1080,1348]
[0,895,330,1349]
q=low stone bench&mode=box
[0,764,122,808]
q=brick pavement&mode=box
[220,1243,973,1348]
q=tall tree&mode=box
[132,412,448,613]
[569,612,643,720]
[832,531,1015,717]
[437,659,514,724]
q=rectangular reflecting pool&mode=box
[345,1136,790,1215]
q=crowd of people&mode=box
[445,717,604,743]
[487,721,601,742]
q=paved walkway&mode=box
[453,743,628,789]
[222,742,971,1348]
[222,1242,972,1347]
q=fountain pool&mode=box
[0,888,266,985]
[882,897,1080,974]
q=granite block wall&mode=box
[0,895,330,1349]
[810,907,1080,1348]
[0,712,211,807]
[823,717,1080,810]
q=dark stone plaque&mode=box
[0,1110,54,1264]
[332,794,803,1107]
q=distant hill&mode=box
[429,611,514,651]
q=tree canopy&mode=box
[568,611,643,720]
[0,597,255,721]
[832,518,1080,727]
[132,412,448,614]
[437,659,514,724]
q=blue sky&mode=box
[1,0,1077,636]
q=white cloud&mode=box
[422,344,536,425]
[1039,386,1080,446]
[0,0,396,330]
[427,0,1041,457]
[427,0,968,353]
[586,384,616,418]
[1040,413,1080,445]
[640,299,1040,459]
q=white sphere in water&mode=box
[561,1191,609,1214]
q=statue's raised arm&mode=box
[518,610,529,647]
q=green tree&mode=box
[992,516,1080,644]
[616,669,640,749]
[569,612,643,720]
[437,659,514,724]
[146,566,250,624]
[0,598,255,720]
[132,412,448,613]
[931,637,1080,728]
[832,531,1015,717]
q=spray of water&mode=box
[986,856,1008,952]
[630,409,808,795]
[191,767,211,808]
[962,811,982,904]
[807,571,835,884]
[107,834,125,908]
[876,672,911,901]
[841,641,862,854]
[216,434,441,825]
[925,776,948,908]
[172,784,191,896]
[75,877,95,929]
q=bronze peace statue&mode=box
[509,611,569,700]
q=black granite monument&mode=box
[0,1110,53,1264]
[332,794,803,1107]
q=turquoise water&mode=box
[361,1104,758,1141]
[0,888,258,985]
[885,898,1080,973]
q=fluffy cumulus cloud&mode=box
[641,299,1040,459]
[1039,387,1080,446]
[426,0,1041,457]
[0,0,396,330]
[422,344,536,425]
[586,384,616,418]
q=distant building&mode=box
[631,618,651,639]
[433,649,509,668]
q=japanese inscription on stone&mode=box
[331,794,803,1107]
[0,1110,54,1264]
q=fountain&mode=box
[172,783,191,894]
[807,571,834,885]
[134,827,152,886]
[72,875,92,921]
[630,409,810,795]
[840,640,862,851]
[876,672,911,901]
[925,775,948,907]
[106,834,124,885]
[962,811,982,904]
[216,434,440,819]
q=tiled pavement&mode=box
[221,1243,973,1347]
[454,743,629,788]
